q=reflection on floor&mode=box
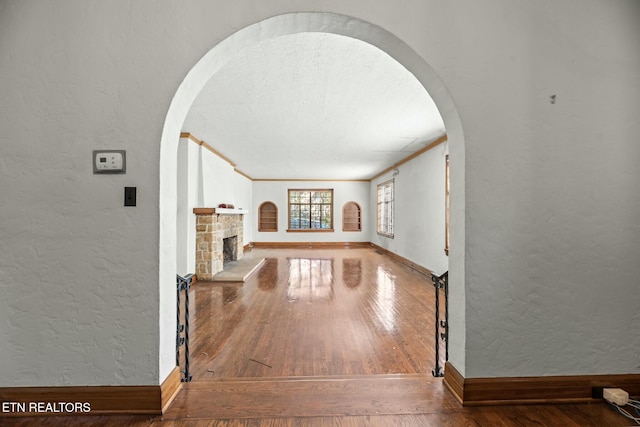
[187,248,435,379]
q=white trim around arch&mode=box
[158,12,466,382]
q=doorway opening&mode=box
[159,11,465,395]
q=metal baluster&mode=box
[182,274,192,382]
[431,272,443,377]
[431,271,448,377]
[176,274,193,382]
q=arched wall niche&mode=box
[342,201,362,232]
[258,201,278,232]
[158,12,466,381]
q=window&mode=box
[376,180,394,237]
[342,201,361,232]
[288,189,333,232]
[258,201,278,232]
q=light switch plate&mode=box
[93,150,126,173]
[124,186,136,206]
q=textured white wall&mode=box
[1,0,638,389]
[252,181,370,242]
[370,143,449,276]
[176,139,190,275]
[0,1,167,386]
[176,137,253,276]
[448,1,640,377]
[200,149,253,236]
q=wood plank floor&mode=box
[1,248,633,425]
[166,375,451,419]
[2,378,632,426]
[187,248,436,379]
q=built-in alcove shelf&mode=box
[193,207,248,215]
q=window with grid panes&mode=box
[376,180,394,237]
[288,189,333,231]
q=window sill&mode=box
[287,229,335,233]
[377,232,394,239]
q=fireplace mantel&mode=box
[193,207,248,215]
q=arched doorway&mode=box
[158,12,465,382]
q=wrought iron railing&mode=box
[431,271,448,377]
[176,273,194,382]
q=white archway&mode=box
[158,12,466,381]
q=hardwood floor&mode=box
[2,400,631,426]
[188,248,435,379]
[1,248,633,425]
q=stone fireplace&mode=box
[193,208,246,280]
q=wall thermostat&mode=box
[93,150,126,173]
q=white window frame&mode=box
[376,179,394,238]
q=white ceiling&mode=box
[182,32,445,180]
